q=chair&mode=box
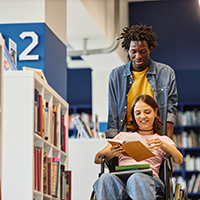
[90,154,188,200]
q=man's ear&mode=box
[149,46,153,52]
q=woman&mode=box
[93,94,183,200]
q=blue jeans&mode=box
[93,173,165,200]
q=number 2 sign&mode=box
[19,31,39,61]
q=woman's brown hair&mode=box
[129,94,163,134]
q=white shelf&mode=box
[0,36,4,198]
[2,71,69,200]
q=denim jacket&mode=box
[106,59,178,138]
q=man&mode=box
[106,24,178,139]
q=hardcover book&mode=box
[115,163,150,172]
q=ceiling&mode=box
[66,0,125,71]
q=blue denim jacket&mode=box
[106,59,178,138]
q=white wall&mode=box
[0,0,66,45]
[92,69,111,124]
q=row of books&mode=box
[185,154,200,171]
[72,116,94,138]
[175,110,200,126]
[172,130,200,148]
[34,89,67,152]
[34,147,69,199]
[172,175,200,194]
[68,112,92,129]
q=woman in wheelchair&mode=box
[93,94,183,200]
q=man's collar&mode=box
[124,59,156,76]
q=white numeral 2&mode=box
[19,31,39,60]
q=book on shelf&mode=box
[4,45,17,71]
[47,157,51,195]
[173,131,200,148]
[193,173,200,193]
[34,89,38,134]
[107,132,155,162]
[43,151,47,194]
[44,101,49,140]
[65,171,72,200]
[53,105,58,147]
[34,146,42,192]
[8,38,17,68]
[72,116,93,138]
[61,114,66,152]
[52,158,60,198]
[188,174,196,193]
[115,163,150,172]
[185,154,200,171]
[60,165,66,200]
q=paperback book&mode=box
[107,132,155,162]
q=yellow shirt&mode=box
[126,67,154,129]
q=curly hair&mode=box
[117,24,160,52]
[128,94,163,134]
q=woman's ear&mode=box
[155,108,158,117]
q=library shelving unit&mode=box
[173,102,200,199]
[2,71,69,200]
[69,104,92,138]
[0,36,4,199]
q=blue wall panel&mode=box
[129,0,200,102]
[44,25,67,100]
[67,68,92,105]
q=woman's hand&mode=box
[146,137,163,150]
[110,145,125,157]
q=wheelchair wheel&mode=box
[174,184,188,200]
[174,183,182,200]
[90,191,97,200]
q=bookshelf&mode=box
[0,36,4,199]
[2,71,69,200]
[69,104,92,138]
[173,102,200,199]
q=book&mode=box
[4,45,17,71]
[188,174,196,193]
[43,151,47,194]
[34,89,38,134]
[9,38,17,68]
[193,173,200,193]
[107,132,155,162]
[115,163,150,172]
[52,158,60,198]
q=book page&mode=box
[123,132,149,148]
[107,139,123,146]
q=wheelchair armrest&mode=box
[98,155,117,177]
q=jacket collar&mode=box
[124,58,156,76]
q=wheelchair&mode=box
[90,154,188,200]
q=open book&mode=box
[107,132,155,162]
